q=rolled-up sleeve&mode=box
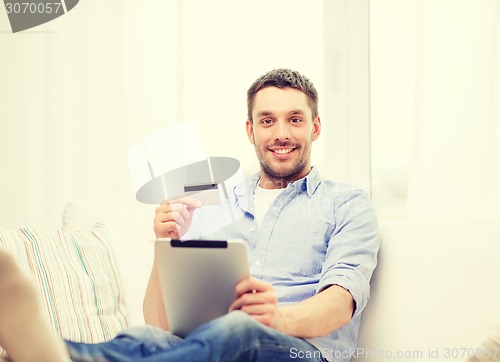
[316,189,380,317]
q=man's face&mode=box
[246,86,321,188]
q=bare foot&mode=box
[468,322,500,361]
[0,250,70,362]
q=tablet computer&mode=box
[154,238,250,337]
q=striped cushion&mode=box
[0,224,128,345]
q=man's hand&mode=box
[154,197,202,239]
[229,279,355,339]
[228,277,285,332]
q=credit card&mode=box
[184,182,221,205]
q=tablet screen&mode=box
[155,238,250,337]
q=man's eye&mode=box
[261,119,273,125]
[290,118,302,123]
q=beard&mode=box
[255,140,311,184]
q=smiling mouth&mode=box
[272,148,294,155]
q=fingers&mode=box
[228,290,277,312]
[238,303,275,315]
[154,221,180,239]
[154,205,187,239]
[154,197,202,238]
[229,277,277,312]
[228,278,281,330]
[155,204,190,225]
[161,197,203,210]
[234,277,273,298]
[238,303,277,327]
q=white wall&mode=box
[2,0,498,227]
[370,0,418,219]
[180,0,325,177]
[1,1,344,229]
[4,0,498,227]
[0,1,182,229]
[324,0,371,190]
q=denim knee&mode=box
[116,325,183,353]
[193,310,283,348]
[188,311,323,362]
[212,311,267,335]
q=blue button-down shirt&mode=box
[184,167,379,361]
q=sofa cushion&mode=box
[61,201,155,326]
[0,224,128,345]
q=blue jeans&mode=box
[66,311,328,361]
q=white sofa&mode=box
[2,202,499,361]
[64,202,500,362]
[356,220,500,362]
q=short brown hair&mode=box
[247,68,319,122]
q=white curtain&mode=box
[0,0,328,230]
[0,1,182,229]
[370,0,500,222]
[406,0,500,221]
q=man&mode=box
[0,69,378,362]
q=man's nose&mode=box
[274,120,291,141]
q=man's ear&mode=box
[246,120,255,144]
[312,117,321,141]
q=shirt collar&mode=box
[233,167,322,211]
[301,166,322,198]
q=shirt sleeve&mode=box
[316,189,380,318]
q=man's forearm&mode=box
[279,285,354,338]
[143,259,169,330]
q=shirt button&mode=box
[250,227,255,233]
[255,260,261,266]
